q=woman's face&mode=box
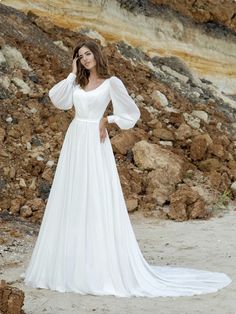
[78,46,96,70]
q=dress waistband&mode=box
[74,117,100,123]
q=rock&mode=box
[208,144,225,159]
[207,170,222,190]
[152,128,174,141]
[10,198,22,214]
[191,184,218,206]
[133,141,184,205]
[38,181,51,200]
[139,107,153,123]
[0,36,5,48]
[198,158,221,172]
[126,198,138,212]
[151,90,168,107]
[183,113,200,129]
[175,123,192,140]
[0,280,25,314]
[0,198,11,210]
[197,133,213,146]
[152,0,236,33]
[192,110,208,123]
[139,195,158,211]
[132,140,184,174]
[159,140,173,147]
[2,45,32,70]
[25,198,44,211]
[36,155,44,161]
[147,119,162,129]
[230,181,236,196]
[118,166,142,199]
[228,160,236,170]
[46,160,54,167]
[42,167,53,182]
[161,65,189,83]
[29,177,37,190]
[31,210,44,223]
[0,127,6,143]
[11,77,31,94]
[0,75,11,90]
[152,55,201,85]
[190,136,208,161]
[53,40,69,52]
[34,16,55,33]
[146,167,182,205]
[136,94,144,102]
[169,185,207,221]
[208,170,231,193]
[0,149,9,158]
[111,129,147,155]
[26,142,31,150]
[20,205,32,218]
[19,178,26,188]
[13,169,21,180]
[6,116,13,123]
[0,50,6,65]
[8,128,21,139]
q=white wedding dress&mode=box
[21,73,231,297]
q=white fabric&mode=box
[21,73,231,297]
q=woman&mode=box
[22,40,231,297]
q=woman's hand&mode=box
[99,117,108,143]
[72,56,79,75]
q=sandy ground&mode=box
[0,209,236,314]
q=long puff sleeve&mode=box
[108,76,141,129]
[48,72,77,110]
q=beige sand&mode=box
[1,209,235,314]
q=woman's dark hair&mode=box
[73,40,110,88]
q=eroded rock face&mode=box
[3,0,236,96]
[150,0,236,33]
[0,3,236,222]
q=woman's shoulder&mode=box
[108,75,123,86]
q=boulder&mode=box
[152,128,174,141]
[0,280,25,314]
[169,185,207,221]
[111,129,147,155]
[146,168,180,205]
[175,123,192,140]
[198,158,221,172]
[126,198,138,212]
[192,110,208,123]
[151,90,168,107]
[190,136,208,161]
[132,140,184,174]
[133,140,184,205]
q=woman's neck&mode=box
[88,68,100,81]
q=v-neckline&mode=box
[79,78,110,93]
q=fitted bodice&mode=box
[73,79,111,121]
[48,72,140,129]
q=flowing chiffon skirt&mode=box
[21,117,231,297]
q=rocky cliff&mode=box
[2,0,236,96]
[0,2,236,223]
